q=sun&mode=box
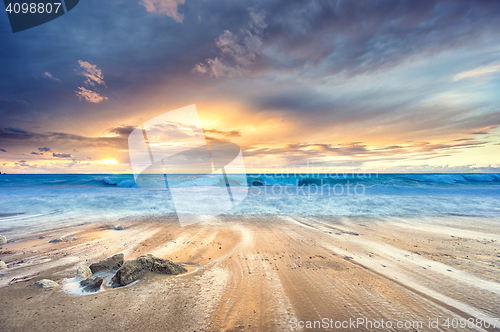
[99,158,118,165]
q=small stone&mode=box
[34,279,58,289]
[0,261,7,269]
[49,237,67,243]
[90,253,124,273]
[80,276,103,292]
[48,237,76,243]
[49,236,76,243]
[0,235,6,244]
[76,265,92,280]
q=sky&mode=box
[1,0,500,174]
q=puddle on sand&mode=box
[62,265,197,296]
[62,271,117,296]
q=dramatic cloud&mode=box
[243,138,488,164]
[260,1,500,78]
[42,71,61,82]
[140,0,185,23]
[193,8,267,78]
[1,0,500,173]
[77,60,106,87]
[0,126,133,150]
[0,149,6,152]
[75,87,108,103]
[30,151,41,155]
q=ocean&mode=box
[1,173,499,235]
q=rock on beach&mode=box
[80,276,103,292]
[112,254,187,286]
[34,279,58,289]
[76,265,92,279]
[89,253,124,273]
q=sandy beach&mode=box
[3,0,500,330]
[1,215,499,331]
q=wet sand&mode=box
[0,215,499,331]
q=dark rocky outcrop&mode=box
[112,254,187,286]
[80,276,103,291]
[89,253,124,273]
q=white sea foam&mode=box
[62,271,116,296]
[0,174,499,234]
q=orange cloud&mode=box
[75,87,108,103]
[140,0,185,23]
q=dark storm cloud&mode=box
[0,125,135,150]
[109,125,136,137]
[261,0,500,76]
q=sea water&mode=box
[1,173,499,235]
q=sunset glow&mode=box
[99,158,118,165]
[1,1,499,174]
